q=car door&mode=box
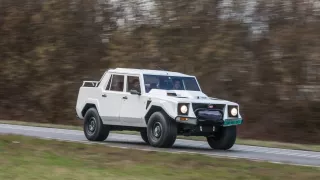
[99,73,126,126]
[119,75,146,127]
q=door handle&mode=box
[123,96,128,99]
[102,94,107,97]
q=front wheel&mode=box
[83,108,110,141]
[206,126,237,150]
[147,111,177,148]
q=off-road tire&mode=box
[83,107,110,141]
[147,111,177,148]
[140,130,149,144]
[206,125,237,150]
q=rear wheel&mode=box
[83,108,110,141]
[206,126,237,150]
[147,111,177,148]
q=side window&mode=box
[105,74,113,90]
[110,75,124,92]
[143,75,159,93]
[127,76,141,93]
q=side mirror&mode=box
[130,89,141,95]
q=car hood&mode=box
[146,89,237,105]
[169,90,209,99]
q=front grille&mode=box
[192,103,226,112]
[191,103,225,125]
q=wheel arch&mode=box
[144,105,172,125]
[81,103,98,117]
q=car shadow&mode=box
[101,139,238,153]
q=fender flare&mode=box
[144,105,174,124]
[81,99,101,117]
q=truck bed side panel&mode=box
[76,87,101,119]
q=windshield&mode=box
[143,74,201,93]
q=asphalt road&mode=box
[1,123,319,167]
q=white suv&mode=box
[76,68,243,150]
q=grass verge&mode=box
[1,120,319,152]
[0,134,319,180]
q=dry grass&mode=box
[0,134,319,180]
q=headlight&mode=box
[231,108,238,116]
[180,105,188,114]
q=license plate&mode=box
[199,126,215,132]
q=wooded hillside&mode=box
[1,0,319,144]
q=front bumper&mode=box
[175,116,243,127]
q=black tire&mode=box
[140,130,149,144]
[83,107,110,141]
[147,111,177,148]
[206,125,237,150]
